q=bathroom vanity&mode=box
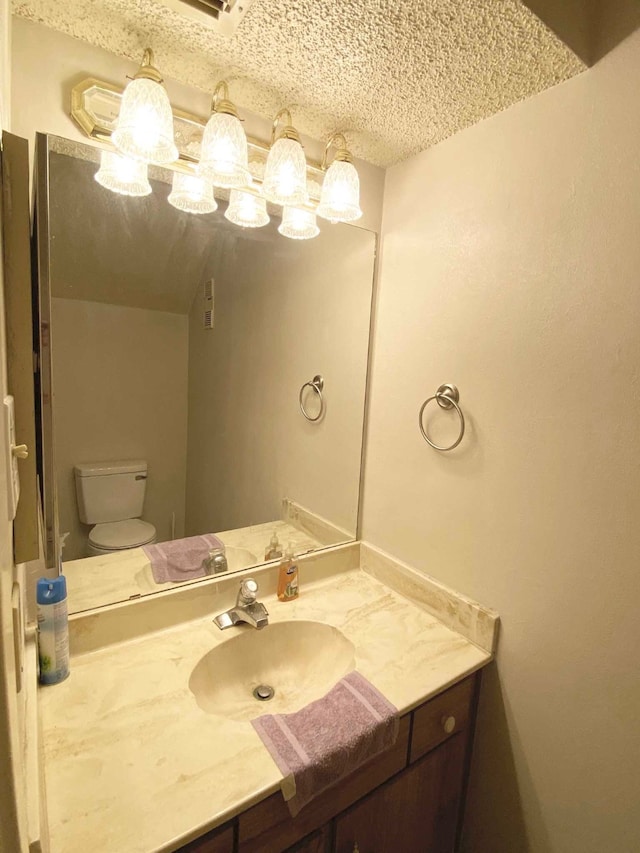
[183,674,478,853]
[37,542,498,853]
[31,128,498,853]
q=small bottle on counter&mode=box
[265,531,283,561]
[37,576,70,685]
[277,543,299,602]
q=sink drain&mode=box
[253,684,275,702]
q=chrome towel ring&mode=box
[299,375,325,422]
[419,383,465,451]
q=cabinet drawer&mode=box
[239,715,411,853]
[410,675,475,764]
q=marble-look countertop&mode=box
[40,561,495,853]
[64,519,330,613]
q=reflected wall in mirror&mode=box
[37,135,376,614]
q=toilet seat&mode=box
[89,519,156,551]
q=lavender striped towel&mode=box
[143,534,225,584]
[252,671,399,816]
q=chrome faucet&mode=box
[203,547,228,575]
[213,578,269,630]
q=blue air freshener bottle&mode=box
[37,576,69,685]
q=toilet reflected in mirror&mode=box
[74,460,157,557]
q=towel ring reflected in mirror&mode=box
[418,383,465,451]
[299,375,325,422]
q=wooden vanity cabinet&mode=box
[239,716,412,853]
[285,828,332,853]
[178,823,235,853]
[333,733,469,853]
[176,674,479,853]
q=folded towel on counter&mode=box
[143,534,225,584]
[252,671,399,816]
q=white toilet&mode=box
[74,460,157,557]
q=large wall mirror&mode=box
[35,134,376,614]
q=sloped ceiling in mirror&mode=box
[14,0,586,166]
[49,152,244,314]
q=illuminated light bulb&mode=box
[225,189,269,228]
[317,133,363,223]
[278,206,320,240]
[262,109,307,206]
[168,172,217,214]
[317,159,362,223]
[112,49,178,165]
[262,137,307,206]
[199,84,250,189]
[130,104,162,151]
[94,150,152,197]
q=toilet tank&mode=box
[74,460,148,524]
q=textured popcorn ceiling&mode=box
[13,0,585,166]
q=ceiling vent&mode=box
[156,0,255,36]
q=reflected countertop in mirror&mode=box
[36,134,377,614]
[64,504,351,612]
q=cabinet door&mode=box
[176,823,234,853]
[334,733,467,853]
[239,717,411,853]
[285,825,331,852]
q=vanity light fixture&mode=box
[112,49,178,165]
[168,171,217,214]
[74,78,367,236]
[198,81,250,189]
[278,206,320,240]
[317,132,362,223]
[225,188,270,228]
[94,150,152,197]
[262,109,308,207]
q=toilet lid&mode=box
[89,519,156,550]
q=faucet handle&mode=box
[238,578,258,605]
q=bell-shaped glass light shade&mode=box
[225,189,269,228]
[112,77,178,165]
[168,172,217,214]
[262,138,307,206]
[278,206,320,240]
[94,150,152,197]
[199,112,250,189]
[317,160,362,223]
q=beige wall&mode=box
[364,30,640,853]
[10,17,385,235]
[523,0,640,64]
[186,222,375,538]
[51,298,189,559]
[528,0,596,62]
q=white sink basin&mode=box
[189,620,356,721]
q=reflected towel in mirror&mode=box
[143,534,225,584]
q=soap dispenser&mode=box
[277,543,299,602]
[265,531,283,561]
